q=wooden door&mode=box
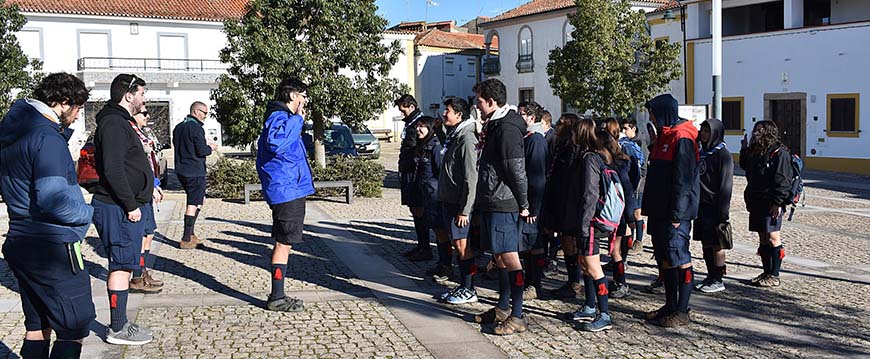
[770,99,802,157]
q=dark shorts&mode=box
[480,212,520,255]
[142,202,157,236]
[3,237,95,340]
[178,175,206,206]
[271,197,306,245]
[578,230,603,257]
[693,205,721,247]
[748,205,784,233]
[648,220,692,267]
[92,199,145,271]
[440,202,471,240]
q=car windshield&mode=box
[324,127,354,150]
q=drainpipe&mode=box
[681,4,688,104]
[712,0,722,120]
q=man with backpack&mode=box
[642,94,700,327]
[620,119,647,254]
[694,119,734,293]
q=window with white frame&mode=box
[517,26,533,73]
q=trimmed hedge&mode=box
[207,155,385,199]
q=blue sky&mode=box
[375,0,525,27]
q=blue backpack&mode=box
[591,157,626,234]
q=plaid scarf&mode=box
[129,121,159,179]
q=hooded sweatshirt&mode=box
[256,101,315,205]
[641,94,700,222]
[699,119,734,221]
[475,105,529,213]
[92,102,154,212]
[398,109,424,173]
[437,119,478,215]
[0,99,93,243]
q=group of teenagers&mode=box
[394,78,796,334]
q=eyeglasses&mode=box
[196,109,209,116]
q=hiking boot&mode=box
[106,321,153,346]
[493,315,527,336]
[656,311,691,328]
[142,269,163,288]
[750,272,768,285]
[695,277,725,293]
[643,277,664,294]
[179,239,198,249]
[266,296,305,312]
[408,249,433,262]
[474,306,510,324]
[571,305,597,322]
[609,283,630,299]
[522,286,538,301]
[551,282,582,299]
[190,234,205,244]
[430,265,454,283]
[445,287,478,305]
[129,277,162,294]
[582,312,613,332]
[629,239,644,255]
[644,305,669,321]
[755,275,781,288]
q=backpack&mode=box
[619,138,644,176]
[591,158,626,234]
[769,147,805,220]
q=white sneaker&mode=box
[445,287,478,305]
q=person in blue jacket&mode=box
[0,73,96,358]
[256,77,315,312]
[600,118,637,300]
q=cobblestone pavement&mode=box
[0,142,868,358]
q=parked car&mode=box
[301,122,358,158]
[77,133,169,191]
[348,124,381,159]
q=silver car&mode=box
[349,124,381,159]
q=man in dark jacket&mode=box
[518,102,549,301]
[256,77,314,312]
[694,119,733,293]
[395,95,431,260]
[471,79,530,335]
[0,73,95,358]
[92,74,154,345]
[641,94,700,328]
[172,101,217,249]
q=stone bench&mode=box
[244,181,354,205]
[371,129,393,142]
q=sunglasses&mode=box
[127,75,141,92]
[141,111,149,117]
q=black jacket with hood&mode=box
[641,94,700,222]
[698,119,734,221]
[739,139,793,209]
[475,107,529,213]
[92,102,154,212]
[398,109,423,173]
[540,146,602,239]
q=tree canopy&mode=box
[547,0,682,117]
[0,0,43,116]
[211,0,406,166]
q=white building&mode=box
[478,0,668,118]
[11,0,245,157]
[649,0,870,174]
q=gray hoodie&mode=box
[437,119,478,215]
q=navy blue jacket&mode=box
[0,99,93,243]
[256,101,315,205]
[173,115,212,177]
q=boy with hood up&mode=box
[694,119,734,293]
[641,94,700,328]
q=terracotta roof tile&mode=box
[481,0,669,26]
[415,29,498,50]
[650,0,681,14]
[7,0,249,22]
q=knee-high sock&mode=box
[677,267,694,313]
[770,245,784,276]
[182,215,196,242]
[413,216,429,250]
[759,245,772,274]
[459,258,475,289]
[593,276,610,313]
[436,241,452,267]
[565,254,579,284]
[613,260,626,285]
[509,270,524,318]
[635,220,645,244]
[108,289,129,332]
[49,340,83,359]
[528,253,546,289]
[663,268,679,312]
[498,269,510,310]
[20,339,50,359]
[270,263,287,299]
[583,275,596,308]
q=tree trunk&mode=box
[313,114,327,168]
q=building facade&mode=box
[649,0,870,174]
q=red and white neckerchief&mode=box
[129,121,159,178]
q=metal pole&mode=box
[712,0,722,120]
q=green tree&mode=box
[0,0,43,116]
[212,0,405,167]
[547,0,681,117]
